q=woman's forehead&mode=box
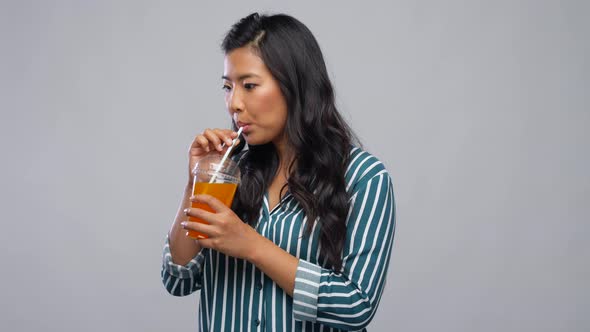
[223,47,269,79]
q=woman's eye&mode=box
[222,85,231,92]
[244,83,257,90]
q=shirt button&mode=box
[256,282,262,290]
[254,318,260,326]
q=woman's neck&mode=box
[273,135,295,176]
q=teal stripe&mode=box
[294,260,322,322]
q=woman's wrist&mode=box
[246,232,271,265]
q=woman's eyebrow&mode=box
[221,73,261,81]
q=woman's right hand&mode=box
[187,128,239,183]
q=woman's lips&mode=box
[237,122,251,133]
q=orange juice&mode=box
[188,182,238,239]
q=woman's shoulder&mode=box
[345,146,392,194]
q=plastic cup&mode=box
[187,154,241,239]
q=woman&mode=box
[162,13,395,331]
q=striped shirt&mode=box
[162,147,396,331]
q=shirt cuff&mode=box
[293,259,322,322]
[162,235,204,279]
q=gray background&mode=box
[1,0,588,331]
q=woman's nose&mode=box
[228,89,245,113]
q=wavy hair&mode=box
[223,13,358,271]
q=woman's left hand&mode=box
[181,195,261,260]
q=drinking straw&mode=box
[209,126,243,183]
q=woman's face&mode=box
[223,47,288,147]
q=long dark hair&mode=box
[223,13,357,271]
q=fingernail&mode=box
[226,139,233,145]
[184,208,190,214]
[217,144,223,151]
[180,221,187,227]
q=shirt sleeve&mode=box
[161,235,205,297]
[292,172,396,330]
